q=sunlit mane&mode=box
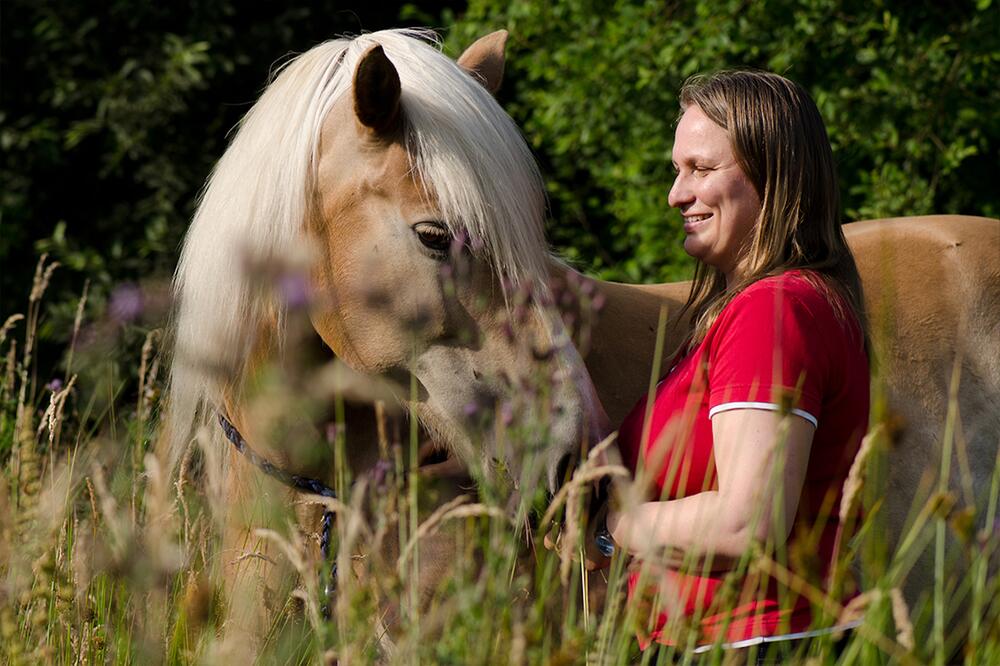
[168,29,549,463]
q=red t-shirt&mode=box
[617,269,869,646]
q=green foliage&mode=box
[449,0,1000,282]
[3,0,998,372]
[1,1,460,361]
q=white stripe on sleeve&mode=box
[708,401,818,428]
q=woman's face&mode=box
[668,104,762,283]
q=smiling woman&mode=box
[602,70,871,655]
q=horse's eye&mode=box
[413,221,452,254]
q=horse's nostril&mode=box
[554,451,577,492]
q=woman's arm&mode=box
[607,408,815,570]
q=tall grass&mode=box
[1,257,997,664]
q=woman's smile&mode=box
[682,213,713,232]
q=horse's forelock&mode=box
[381,33,550,294]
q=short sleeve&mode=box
[705,281,829,426]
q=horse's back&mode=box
[845,214,1000,398]
[845,214,999,295]
[847,214,998,381]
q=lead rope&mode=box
[217,413,338,618]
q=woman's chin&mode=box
[682,236,710,262]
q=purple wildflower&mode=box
[45,378,63,392]
[501,319,515,343]
[109,284,144,323]
[500,401,514,426]
[325,422,345,445]
[370,459,393,490]
[591,292,607,312]
[277,273,312,309]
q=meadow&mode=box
[1,254,997,665]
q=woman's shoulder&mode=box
[740,268,823,299]
[717,269,849,332]
[731,269,842,313]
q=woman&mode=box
[599,70,870,655]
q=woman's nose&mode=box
[668,172,691,209]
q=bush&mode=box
[449,0,1000,282]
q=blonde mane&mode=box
[167,29,549,466]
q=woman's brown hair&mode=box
[677,70,869,356]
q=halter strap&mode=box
[217,413,338,616]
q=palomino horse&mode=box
[167,27,1000,651]
[167,29,608,652]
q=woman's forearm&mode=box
[608,492,761,570]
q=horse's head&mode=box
[172,29,606,493]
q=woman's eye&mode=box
[413,221,452,254]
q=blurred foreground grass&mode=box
[1,257,998,664]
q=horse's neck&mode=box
[549,260,691,424]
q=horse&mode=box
[166,26,1000,655]
[166,28,609,655]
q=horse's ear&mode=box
[457,30,508,96]
[354,44,402,135]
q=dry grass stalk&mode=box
[586,431,619,464]
[70,520,94,609]
[375,400,390,459]
[137,329,162,422]
[301,494,373,538]
[253,527,323,630]
[194,426,227,529]
[89,461,129,559]
[836,589,878,625]
[0,314,24,348]
[839,424,883,525]
[66,279,89,376]
[539,464,629,530]
[175,439,195,545]
[37,375,77,449]
[28,254,59,304]
[889,587,915,651]
[828,423,885,594]
[2,338,16,403]
[335,479,371,581]
[15,256,59,435]
[142,453,183,574]
[397,494,472,573]
[561,488,584,585]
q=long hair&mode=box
[167,29,549,469]
[677,70,869,355]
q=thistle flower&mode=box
[370,459,393,491]
[277,272,312,309]
[108,283,144,323]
